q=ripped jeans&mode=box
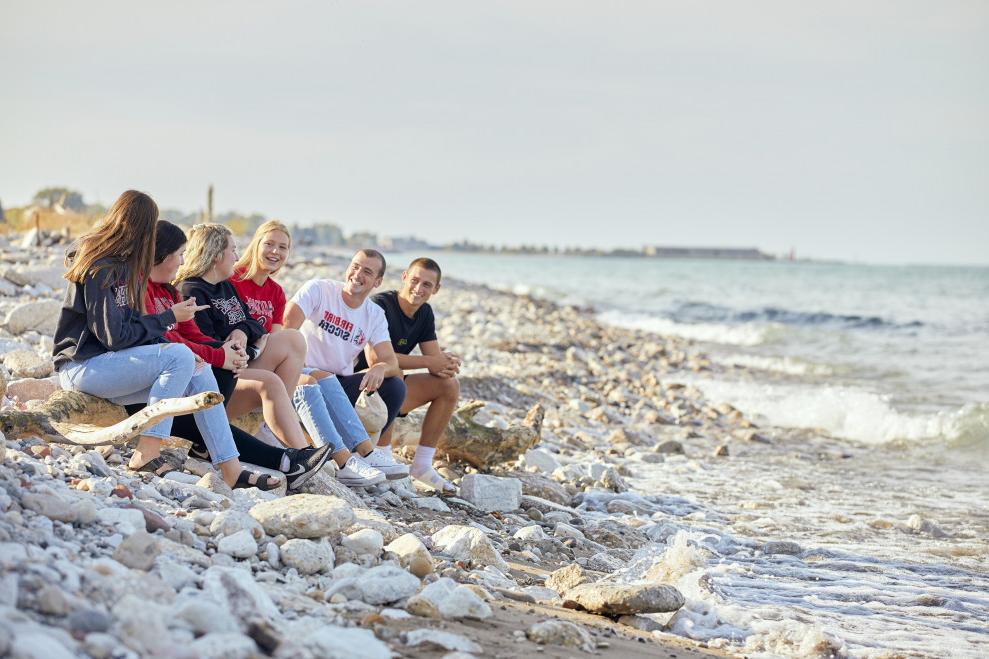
[293,371,368,454]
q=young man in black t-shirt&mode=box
[357,257,461,493]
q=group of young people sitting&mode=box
[52,190,461,495]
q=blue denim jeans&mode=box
[293,371,368,454]
[59,344,239,464]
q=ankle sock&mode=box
[279,454,290,472]
[411,445,436,476]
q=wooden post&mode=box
[207,184,214,223]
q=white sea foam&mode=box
[710,352,833,376]
[685,378,988,445]
[597,310,781,346]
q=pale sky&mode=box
[1,1,987,264]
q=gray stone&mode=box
[328,564,420,605]
[174,598,240,635]
[526,619,595,652]
[280,539,334,575]
[412,496,450,512]
[431,524,508,571]
[9,631,76,659]
[654,439,685,454]
[21,491,77,523]
[4,299,62,335]
[201,566,281,621]
[341,528,383,556]
[249,494,354,539]
[210,510,264,540]
[384,533,431,567]
[217,529,259,559]
[459,473,522,513]
[762,541,803,555]
[112,531,160,571]
[300,626,391,659]
[563,582,684,615]
[67,609,112,635]
[518,448,560,474]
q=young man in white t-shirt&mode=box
[284,249,409,483]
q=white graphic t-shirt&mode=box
[290,279,390,375]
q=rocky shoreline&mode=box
[0,234,780,658]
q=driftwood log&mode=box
[0,390,224,446]
[391,400,544,470]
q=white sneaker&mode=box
[255,421,282,448]
[336,455,386,488]
[363,448,410,480]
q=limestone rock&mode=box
[3,350,53,379]
[405,577,492,620]
[459,474,522,513]
[210,510,264,541]
[384,533,431,568]
[299,626,391,659]
[4,299,62,335]
[526,619,595,652]
[563,582,685,616]
[2,265,65,289]
[355,389,388,435]
[201,565,280,621]
[431,524,508,571]
[518,448,560,474]
[341,528,384,556]
[280,539,334,575]
[249,494,354,539]
[113,531,161,571]
[21,490,77,523]
[327,564,420,605]
[217,529,259,559]
[762,541,803,555]
[545,563,589,594]
[297,470,368,509]
[189,632,258,659]
[405,628,482,653]
[582,518,649,550]
[516,472,571,506]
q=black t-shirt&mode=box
[354,290,436,371]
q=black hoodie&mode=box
[178,277,265,346]
[52,258,175,370]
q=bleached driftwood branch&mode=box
[0,390,224,446]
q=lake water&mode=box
[418,252,989,658]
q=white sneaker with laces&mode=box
[363,448,410,480]
[336,455,386,488]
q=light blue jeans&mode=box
[58,344,239,465]
[293,371,368,454]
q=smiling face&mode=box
[214,237,239,280]
[149,248,184,284]
[343,252,384,300]
[400,265,440,308]
[257,229,290,275]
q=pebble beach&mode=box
[0,232,986,658]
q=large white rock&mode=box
[519,448,561,474]
[383,533,431,566]
[217,529,258,559]
[6,376,58,402]
[341,528,383,556]
[2,265,65,289]
[514,525,549,542]
[249,494,353,539]
[280,539,334,575]
[4,299,62,335]
[406,628,482,653]
[431,525,508,570]
[326,564,420,605]
[210,510,264,540]
[458,474,522,513]
[189,632,258,659]
[405,577,492,620]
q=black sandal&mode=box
[235,470,282,491]
[129,455,177,477]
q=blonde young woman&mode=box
[175,223,310,449]
[52,191,264,488]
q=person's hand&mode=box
[360,363,386,393]
[226,329,248,350]
[222,343,248,373]
[427,352,460,379]
[171,298,210,323]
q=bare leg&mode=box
[228,368,308,449]
[129,435,162,468]
[249,329,306,399]
[378,374,459,449]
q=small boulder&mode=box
[4,299,62,335]
[217,529,259,559]
[249,494,354,539]
[459,474,522,513]
[113,530,161,571]
[5,377,58,402]
[545,563,589,594]
[431,524,508,571]
[405,577,492,620]
[341,528,384,557]
[563,582,684,616]
[526,619,595,652]
[280,539,334,575]
[3,350,53,379]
